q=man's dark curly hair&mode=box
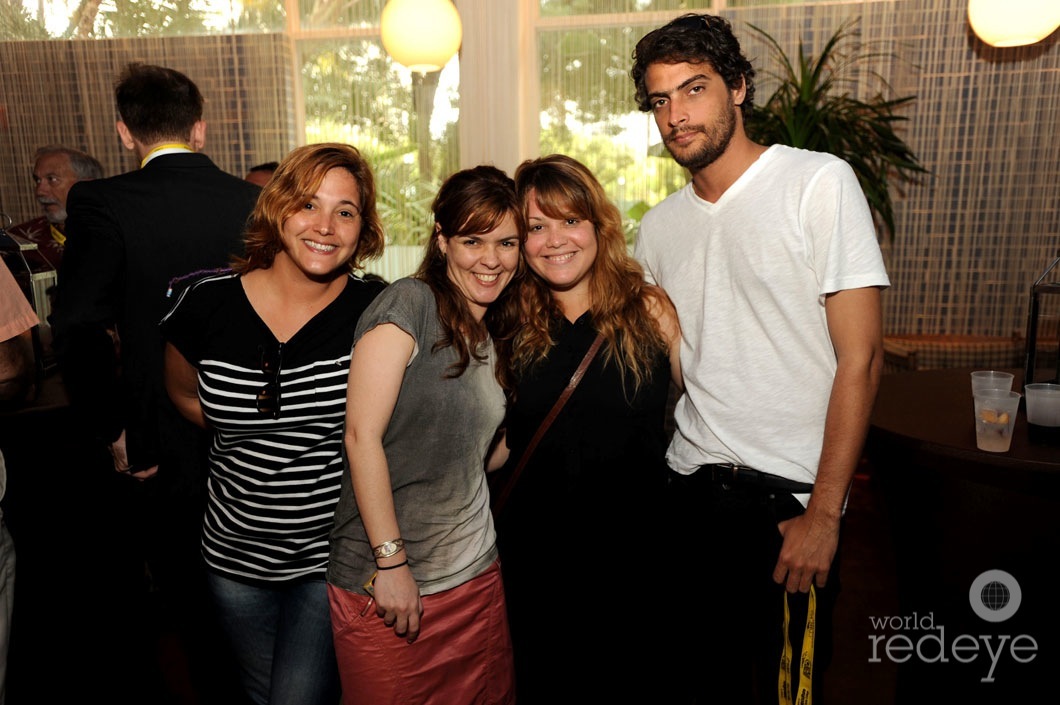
[631,13,756,119]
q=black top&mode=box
[496,312,672,700]
[161,271,385,582]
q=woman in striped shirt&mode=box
[161,143,386,705]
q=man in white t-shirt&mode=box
[631,14,890,704]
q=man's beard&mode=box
[39,200,66,225]
[664,100,738,172]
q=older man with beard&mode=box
[7,145,104,271]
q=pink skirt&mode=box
[329,560,515,705]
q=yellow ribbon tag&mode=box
[779,584,816,705]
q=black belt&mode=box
[697,463,815,494]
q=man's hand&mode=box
[773,508,839,593]
[109,429,158,479]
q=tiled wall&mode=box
[728,0,1060,338]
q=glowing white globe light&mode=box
[381,0,463,73]
[968,0,1060,47]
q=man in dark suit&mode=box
[52,62,260,703]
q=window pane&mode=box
[538,22,687,242]
[2,1,50,38]
[727,0,832,6]
[5,0,287,38]
[540,0,712,17]
[298,0,385,30]
[232,0,286,33]
[300,39,460,248]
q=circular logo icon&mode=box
[969,569,1021,623]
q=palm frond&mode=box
[743,18,928,241]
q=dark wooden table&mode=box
[866,368,1058,703]
[870,367,1059,488]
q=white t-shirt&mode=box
[635,145,890,495]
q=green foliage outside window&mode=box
[302,42,458,246]
[0,0,48,38]
[537,19,691,244]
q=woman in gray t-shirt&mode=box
[328,165,525,705]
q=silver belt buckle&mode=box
[721,463,737,490]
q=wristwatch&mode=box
[372,538,405,559]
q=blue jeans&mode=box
[207,571,341,705]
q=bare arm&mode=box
[344,323,422,642]
[0,258,39,405]
[774,286,883,592]
[0,329,35,404]
[486,429,509,473]
[164,342,207,429]
[647,285,684,392]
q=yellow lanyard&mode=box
[140,142,192,168]
[49,224,65,246]
[779,584,816,705]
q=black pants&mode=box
[664,469,842,705]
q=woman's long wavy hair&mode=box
[513,154,674,394]
[414,165,526,390]
[233,142,385,274]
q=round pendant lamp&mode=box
[381,0,463,73]
[968,0,1060,47]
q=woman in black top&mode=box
[493,154,682,704]
[161,143,386,705]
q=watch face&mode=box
[375,539,402,557]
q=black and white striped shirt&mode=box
[161,271,385,583]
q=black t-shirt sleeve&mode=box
[159,276,222,366]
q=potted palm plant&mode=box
[743,18,927,241]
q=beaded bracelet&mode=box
[376,560,408,571]
[372,538,405,559]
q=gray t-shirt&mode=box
[328,278,503,596]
